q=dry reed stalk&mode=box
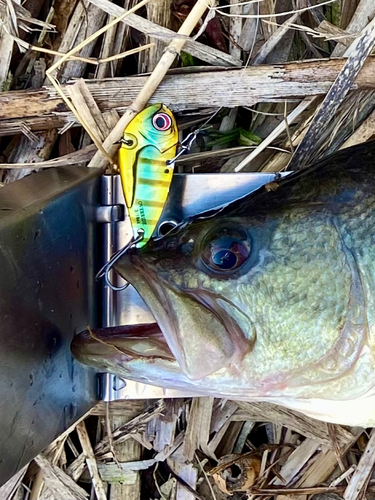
[212,0,246,149]
[287,15,375,171]
[76,421,107,500]
[234,402,354,449]
[51,1,109,82]
[95,15,117,79]
[340,107,375,148]
[138,0,173,73]
[34,454,88,500]
[109,0,133,77]
[88,0,241,67]
[66,453,86,482]
[47,0,151,75]
[43,0,155,165]
[343,428,375,500]
[38,0,149,157]
[87,0,214,170]
[67,81,109,141]
[94,400,165,457]
[7,57,375,136]
[48,53,151,164]
[260,90,375,172]
[110,403,146,500]
[340,0,360,30]
[235,97,315,171]
[251,11,298,65]
[250,486,348,495]
[183,397,214,461]
[213,0,337,20]
[0,0,20,91]
[229,0,242,60]
[47,74,115,164]
[271,439,320,486]
[239,1,258,51]
[259,0,276,41]
[330,464,356,487]
[332,0,375,56]
[10,38,154,66]
[316,20,355,47]
[0,465,28,499]
[100,46,154,63]
[31,437,73,499]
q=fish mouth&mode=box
[71,323,175,365]
[115,252,252,380]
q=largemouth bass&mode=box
[73,141,375,426]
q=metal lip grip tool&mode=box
[0,104,289,485]
[96,103,291,401]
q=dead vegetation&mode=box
[2,0,375,179]
[2,0,375,498]
[2,399,375,500]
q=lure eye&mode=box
[201,228,250,273]
[152,112,172,131]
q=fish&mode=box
[118,103,178,247]
[73,140,375,426]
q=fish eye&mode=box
[201,227,251,273]
[152,112,172,131]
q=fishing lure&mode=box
[96,104,178,290]
[118,103,178,248]
[96,103,211,290]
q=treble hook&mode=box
[166,108,222,165]
[166,131,201,165]
[95,229,144,292]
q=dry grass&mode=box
[3,399,375,500]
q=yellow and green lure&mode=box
[118,103,178,248]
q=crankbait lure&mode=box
[118,103,178,248]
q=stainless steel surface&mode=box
[96,204,124,223]
[0,167,100,486]
[98,374,198,401]
[98,171,291,400]
[100,174,153,328]
[161,172,290,224]
[98,373,127,401]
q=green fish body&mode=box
[73,141,375,426]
